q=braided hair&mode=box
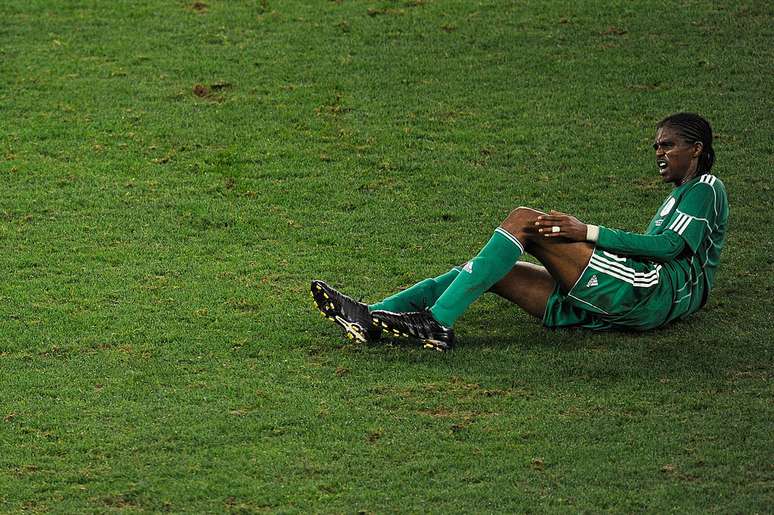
[657,113,715,175]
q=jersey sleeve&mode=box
[596,227,685,261]
[664,181,718,253]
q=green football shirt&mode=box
[595,174,729,321]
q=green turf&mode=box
[1,0,772,512]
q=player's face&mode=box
[653,126,702,186]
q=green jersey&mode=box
[595,174,729,321]
[544,173,728,330]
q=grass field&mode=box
[1,0,772,512]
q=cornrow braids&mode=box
[657,113,715,174]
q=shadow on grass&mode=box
[301,291,762,391]
[332,314,750,388]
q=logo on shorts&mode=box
[586,275,599,288]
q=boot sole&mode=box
[311,281,370,343]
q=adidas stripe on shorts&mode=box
[543,248,676,331]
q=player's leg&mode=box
[498,206,594,294]
[428,207,592,327]
[312,268,462,342]
[371,206,593,349]
[488,262,556,319]
[369,267,461,313]
[372,218,528,349]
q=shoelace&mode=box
[396,311,434,338]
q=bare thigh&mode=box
[500,206,594,292]
[490,206,594,319]
[489,262,556,319]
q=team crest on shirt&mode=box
[660,197,676,216]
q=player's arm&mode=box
[591,181,722,260]
[534,210,685,261]
[591,227,685,261]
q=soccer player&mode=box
[312,113,728,351]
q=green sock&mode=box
[369,268,461,313]
[430,228,524,327]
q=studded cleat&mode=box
[370,309,455,351]
[311,280,381,343]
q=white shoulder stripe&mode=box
[698,175,720,222]
[674,209,711,232]
[673,214,692,235]
[668,213,688,231]
[667,208,714,235]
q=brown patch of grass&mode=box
[193,83,211,98]
[367,7,405,17]
[192,82,232,102]
[101,493,139,509]
[601,26,627,36]
[190,2,208,13]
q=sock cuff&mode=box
[494,227,525,254]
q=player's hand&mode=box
[534,210,587,241]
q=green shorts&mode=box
[543,248,675,331]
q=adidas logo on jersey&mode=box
[462,261,473,273]
[586,275,599,288]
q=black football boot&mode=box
[370,309,455,351]
[311,280,381,343]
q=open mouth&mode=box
[657,159,668,172]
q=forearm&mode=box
[534,213,685,261]
[586,225,685,261]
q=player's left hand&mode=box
[535,210,587,241]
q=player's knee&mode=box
[500,206,541,236]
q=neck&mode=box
[677,166,700,186]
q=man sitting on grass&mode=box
[312,113,728,351]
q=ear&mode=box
[691,141,704,159]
